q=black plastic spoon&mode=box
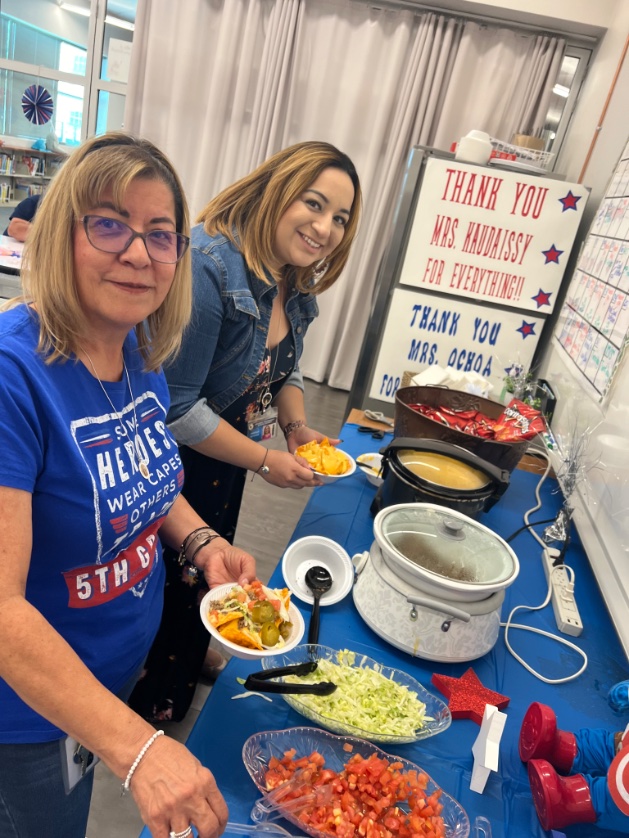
[305,565,333,645]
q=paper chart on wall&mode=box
[556,142,629,401]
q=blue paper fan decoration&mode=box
[22,84,54,125]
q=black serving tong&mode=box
[244,661,337,695]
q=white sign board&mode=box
[368,287,543,403]
[399,158,588,314]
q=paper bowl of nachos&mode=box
[200,580,305,660]
[295,438,356,485]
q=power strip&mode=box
[542,547,583,636]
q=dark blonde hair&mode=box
[17,132,191,371]
[198,141,361,294]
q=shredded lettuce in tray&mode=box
[282,651,429,737]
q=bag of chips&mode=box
[493,399,546,442]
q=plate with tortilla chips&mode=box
[295,438,356,484]
[200,580,305,660]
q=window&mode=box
[0,0,136,148]
[543,45,592,167]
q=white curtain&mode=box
[288,6,463,386]
[431,23,565,150]
[125,0,566,390]
[125,0,300,218]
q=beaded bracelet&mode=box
[121,729,164,795]
[282,419,306,439]
[177,527,220,569]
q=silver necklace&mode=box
[81,348,151,479]
[260,283,284,411]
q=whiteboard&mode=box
[540,138,629,659]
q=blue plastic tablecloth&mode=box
[140,424,629,837]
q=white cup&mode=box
[455,131,492,165]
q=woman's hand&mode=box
[286,424,341,454]
[260,448,322,489]
[195,537,256,588]
[129,733,227,838]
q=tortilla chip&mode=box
[209,610,242,629]
[296,438,349,475]
[220,619,263,650]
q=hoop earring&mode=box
[312,259,329,281]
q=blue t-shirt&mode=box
[0,305,183,742]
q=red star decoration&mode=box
[559,191,581,212]
[431,668,510,725]
[517,320,536,338]
[542,244,563,264]
[532,288,552,308]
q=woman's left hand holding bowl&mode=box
[195,536,256,589]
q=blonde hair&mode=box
[198,141,361,295]
[15,132,191,371]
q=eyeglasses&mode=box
[82,215,190,264]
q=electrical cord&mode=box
[504,518,560,544]
[500,444,588,684]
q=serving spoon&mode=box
[305,565,332,644]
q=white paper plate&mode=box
[199,584,305,660]
[281,536,354,606]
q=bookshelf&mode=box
[0,145,66,207]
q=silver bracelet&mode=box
[121,729,164,795]
[177,527,220,568]
[282,419,306,439]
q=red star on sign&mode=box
[532,288,552,308]
[517,320,536,338]
[431,667,510,725]
[559,191,581,211]
[542,244,563,264]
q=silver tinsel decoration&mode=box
[544,423,593,544]
[544,506,572,543]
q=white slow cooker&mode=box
[352,503,520,662]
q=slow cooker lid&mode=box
[395,449,490,491]
[377,504,515,586]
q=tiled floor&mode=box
[86,380,348,837]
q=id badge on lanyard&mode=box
[247,405,278,441]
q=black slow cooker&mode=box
[371,437,510,519]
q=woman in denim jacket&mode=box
[129,141,362,721]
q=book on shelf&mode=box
[0,153,14,174]
[13,181,44,202]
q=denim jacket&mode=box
[166,225,319,445]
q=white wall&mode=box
[447,0,617,32]
[557,6,629,216]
